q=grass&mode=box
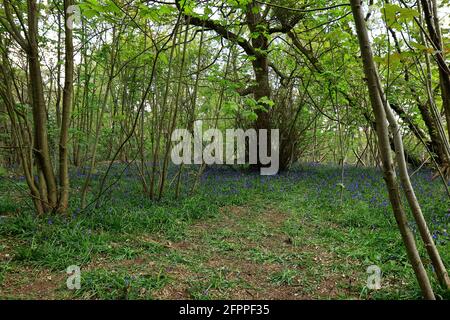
[73,269,169,300]
[0,163,449,299]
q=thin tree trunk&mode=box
[57,0,74,212]
[28,0,58,211]
[350,0,435,299]
[420,0,450,139]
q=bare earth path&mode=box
[1,201,366,299]
[150,205,362,300]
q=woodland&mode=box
[0,0,449,300]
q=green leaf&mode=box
[242,110,258,121]
[223,101,239,115]
[258,96,275,108]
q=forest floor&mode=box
[0,164,449,299]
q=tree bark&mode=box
[420,0,450,140]
[58,0,74,212]
[27,0,58,211]
[350,0,435,299]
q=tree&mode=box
[350,0,436,299]
[0,0,74,213]
[174,0,309,170]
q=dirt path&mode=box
[0,205,362,299]
[151,205,359,299]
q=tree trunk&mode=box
[57,0,74,212]
[350,0,435,299]
[28,0,58,211]
[420,0,450,140]
[246,2,273,170]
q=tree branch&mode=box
[236,85,257,96]
[174,0,255,56]
[287,31,323,73]
[1,0,29,51]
